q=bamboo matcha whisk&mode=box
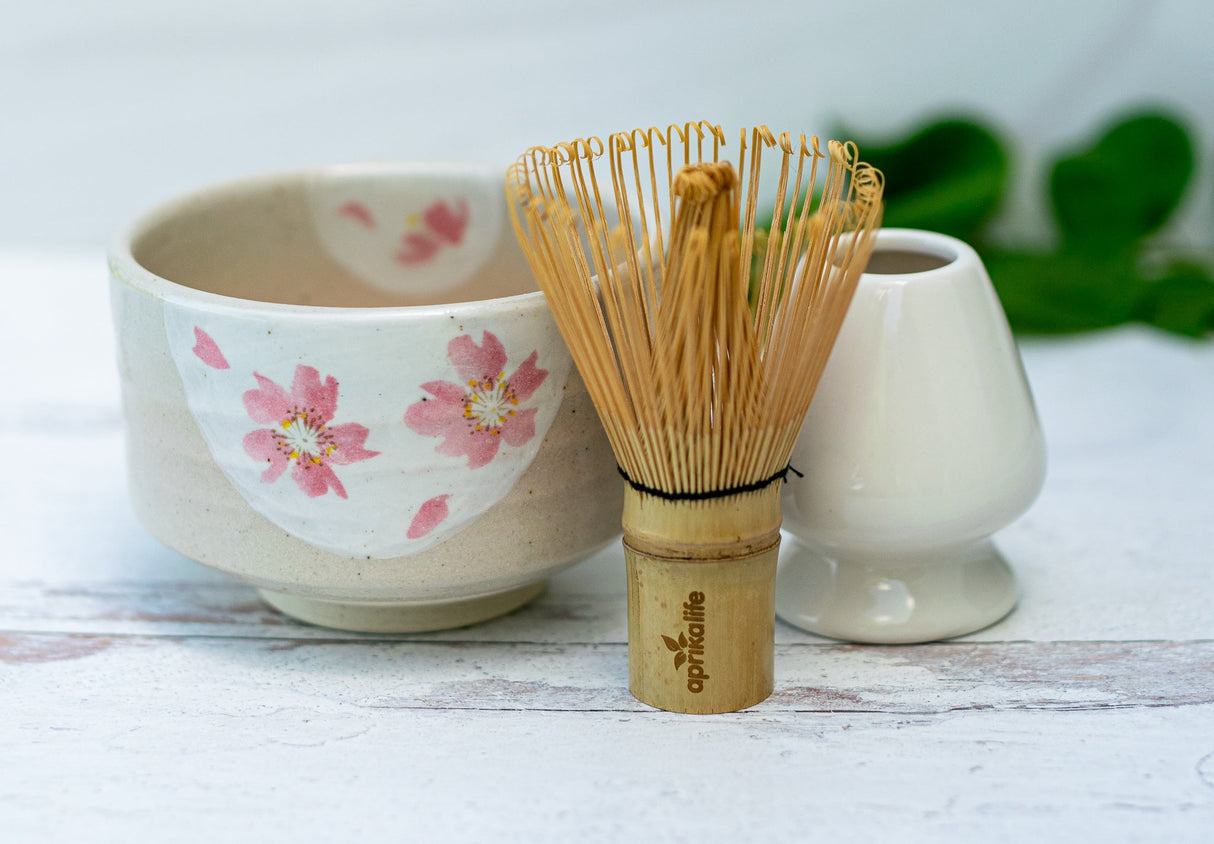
[507,123,883,713]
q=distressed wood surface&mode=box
[5,633,1214,713]
[3,255,1214,841]
[3,631,1213,843]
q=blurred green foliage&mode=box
[846,110,1214,336]
[844,119,1008,243]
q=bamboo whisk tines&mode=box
[508,123,883,713]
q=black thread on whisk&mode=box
[617,463,802,502]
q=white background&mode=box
[2,0,1211,254]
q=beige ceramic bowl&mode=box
[109,163,622,632]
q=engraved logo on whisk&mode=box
[661,591,709,694]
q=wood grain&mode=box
[3,632,1212,842]
[3,632,1211,714]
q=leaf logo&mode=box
[663,632,689,670]
[664,592,709,694]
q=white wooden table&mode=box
[3,253,1213,842]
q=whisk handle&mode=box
[621,486,782,714]
[625,540,777,714]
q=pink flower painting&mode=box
[337,200,377,229]
[407,494,451,540]
[396,198,470,265]
[422,198,469,245]
[242,365,379,499]
[404,332,548,469]
[191,327,230,370]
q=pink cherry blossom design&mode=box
[192,327,230,370]
[423,198,469,245]
[404,331,548,469]
[394,197,471,265]
[407,494,451,539]
[242,364,379,499]
[337,200,377,229]
[396,230,441,265]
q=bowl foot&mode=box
[259,581,547,633]
[775,536,1017,643]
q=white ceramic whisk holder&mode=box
[776,229,1046,643]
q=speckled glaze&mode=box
[109,163,622,632]
[777,229,1046,643]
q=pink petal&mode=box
[500,406,538,448]
[243,373,294,424]
[337,200,376,229]
[292,461,347,499]
[423,198,469,245]
[290,365,339,423]
[192,327,230,370]
[325,423,379,465]
[407,494,451,540]
[396,231,440,265]
[444,429,502,469]
[507,351,547,402]
[243,428,288,483]
[404,386,468,438]
[421,380,467,404]
[448,332,507,384]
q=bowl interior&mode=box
[129,167,537,308]
[864,248,954,275]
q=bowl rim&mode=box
[858,228,979,282]
[108,161,548,319]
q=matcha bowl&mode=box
[110,163,622,632]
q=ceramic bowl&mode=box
[109,163,622,632]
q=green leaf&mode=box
[800,106,1205,337]
[845,117,1008,241]
[1050,112,1193,252]
[1134,261,1214,337]
[982,248,1146,333]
